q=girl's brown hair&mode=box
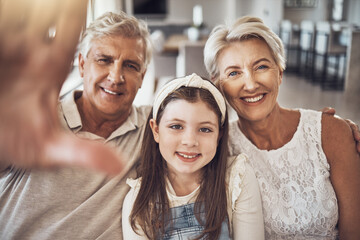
[130,85,229,239]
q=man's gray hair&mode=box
[79,11,152,67]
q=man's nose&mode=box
[107,60,125,84]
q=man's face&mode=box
[78,35,146,120]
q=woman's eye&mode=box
[257,65,268,70]
[170,125,182,130]
[199,128,212,133]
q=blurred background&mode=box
[61,0,360,125]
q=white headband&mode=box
[152,73,226,125]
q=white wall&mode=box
[166,0,282,31]
[166,0,235,28]
[92,0,123,19]
[235,0,283,33]
[283,0,329,25]
[347,0,360,26]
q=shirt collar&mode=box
[60,90,146,141]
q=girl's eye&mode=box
[199,128,212,133]
[170,125,182,130]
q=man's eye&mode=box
[169,125,182,130]
[200,128,212,133]
[97,58,110,64]
[229,71,238,77]
[126,63,139,71]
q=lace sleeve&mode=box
[227,154,248,209]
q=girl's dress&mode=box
[122,154,264,240]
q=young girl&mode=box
[122,74,264,239]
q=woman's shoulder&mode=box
[321,114,357,165]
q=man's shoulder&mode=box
[133,105,152,123]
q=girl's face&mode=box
[150,99,220,179]
[217,38,283,122]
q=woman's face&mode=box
[217,38,283,122]
[150,99,220,179]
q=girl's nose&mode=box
[181,130,199,147]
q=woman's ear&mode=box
[278,70,283,85]
[149,119,160,143]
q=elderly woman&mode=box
[204,16,360,239]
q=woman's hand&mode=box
[0,0,125,176]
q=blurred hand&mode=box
[0,0,125,175]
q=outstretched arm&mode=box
[0,0,125,175]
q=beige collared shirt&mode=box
[0,90,152,240]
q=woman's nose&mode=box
[243,72,259,91]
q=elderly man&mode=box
[0,3,152,239]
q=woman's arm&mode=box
[232,161,265,240]
[322,114,360,239]
[122,187,148,240]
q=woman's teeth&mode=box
[243,94,264,103]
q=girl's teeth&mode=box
[178,153,198,159]
[103,88,118,95]
[244,94,264,103]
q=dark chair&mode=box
[299,20,316,80]
[313,21,348,90]
[280,20,300,73]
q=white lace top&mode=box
[229,109,339,240]
[122,154,265,240]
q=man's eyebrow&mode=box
[94,53,113,58]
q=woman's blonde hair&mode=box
[204,16,285,84]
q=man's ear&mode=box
[139,68,147,89]
[78,53,85,78]
[149,118,160,143]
